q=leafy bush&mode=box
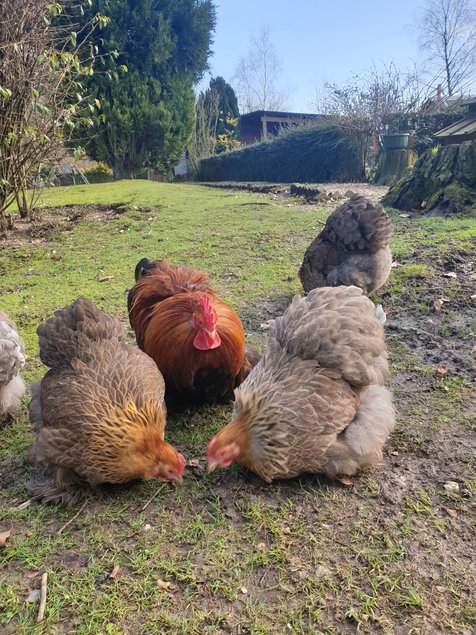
[197,122,364,183]
[84,163,114,183]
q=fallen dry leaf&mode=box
[239,586,248,594]
[156,579,171,591]
[256,542,266,551]
[443,271,457,279]
[282,527,291,535]
[390,260,404,268]
[109,565,124,580]
[390,450,399,456]
[13,499,31,510]
[444,508,458,518]
[434,298,444,311]
[335,475,353,486]
[399,213,410,218]
[434,365,449,378]
[187,458,200,468]
[98,275,114,282]
[0,530,11,548]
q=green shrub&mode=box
[197,122,364,183]
[84,162,114,183]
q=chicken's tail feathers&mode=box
[236,345,261,385]
[37,298,124,368]
[29,477,91,506]
[322,195,393,252]
[272,286,390,387]
[134,257,156,282]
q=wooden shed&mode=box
[433,99,476,145]
[239,110,321,145]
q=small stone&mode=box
[443,481,460,493]
[26,589,41,603]
[239,586,248,594]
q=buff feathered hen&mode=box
[0,311,26,422]
[29,298,184,505]
[299,195,393,294]
[208,286,395,482]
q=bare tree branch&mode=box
[0,0,106,223]
[233,26,289,113]
[418,0,476,96]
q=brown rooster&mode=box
[208,286,395,482]
[128,258,256,404]
[299,195,393,294]
[0,311,26,422]
[29,298,184,505]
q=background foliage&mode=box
[198,122,364,183]
[73,0,216,178]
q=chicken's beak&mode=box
[172,475,183,486]
[207,459,220,474]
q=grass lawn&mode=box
[0,180,475,634]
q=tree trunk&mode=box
[381,140,476,217]
[374,148,418,185]
[113,164,127,180]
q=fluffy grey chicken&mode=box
[299,195,393,294]
[0,311,26,422]
[207,286,395,482]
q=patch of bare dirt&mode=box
[201,181,389,206]
[0,203,137,247]
[383,247,476,382]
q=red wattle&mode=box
[193,329,222,350]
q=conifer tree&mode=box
[76,0,215,177]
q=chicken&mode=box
[207,286,395,482]
[29,298,184,505]
[299,195,393,294]
[0,311,26,422]
[128,258,256,404]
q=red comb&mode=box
[199,295,217,328]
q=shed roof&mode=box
[240,110,318,121]
[433,116,476,138]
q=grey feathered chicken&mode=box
[0,311,26,422]
[29,298,184,505]
[208,286,395,482]
[299,195,393,294]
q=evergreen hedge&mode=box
[197,123,364,182]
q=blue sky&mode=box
[203,0,423,112]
